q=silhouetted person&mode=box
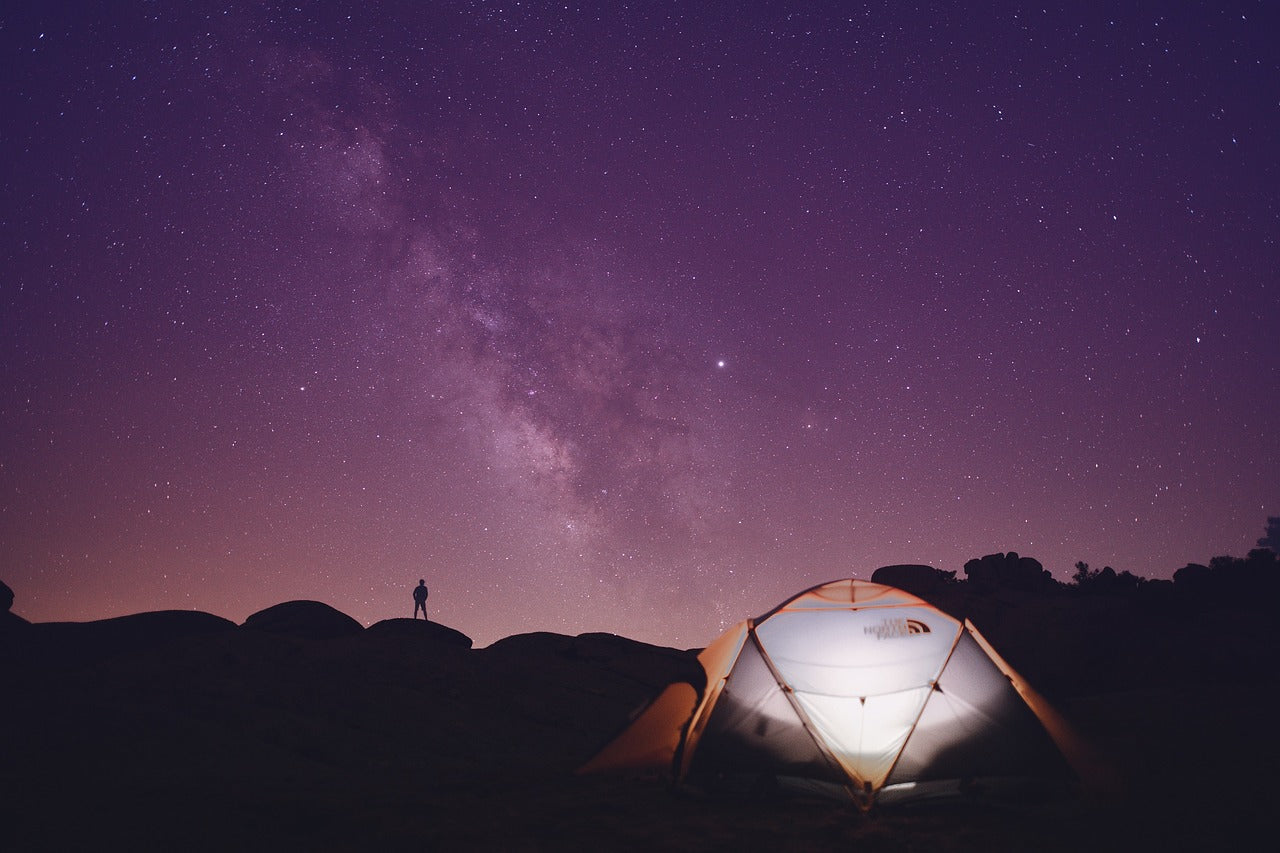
[413,579,429,620]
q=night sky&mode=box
[3,2,1277,648]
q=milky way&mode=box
[3,2,1277,647]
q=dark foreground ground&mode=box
[1,590,1275,852]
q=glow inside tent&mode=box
[581,579,1094,808]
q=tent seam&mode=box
[749,622,864,807]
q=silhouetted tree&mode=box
[1209,549,1280,587]
[1174,549,1280,601]
[1071,562,1145,594]
[1105,567,1145,592]
[1259,516,1280,553]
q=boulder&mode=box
[0,579,28,636]
[241,600,363,639]
[964,552,1059,592]
[871,564,956,596]
[366,617,473,648]
[486,631,703,693]
[15,610,234,665]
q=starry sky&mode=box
[2,2,1277,648]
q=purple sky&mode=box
[3,2,1277,648]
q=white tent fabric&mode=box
[581,579,1091,808]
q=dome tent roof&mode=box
[582,578,1094,809]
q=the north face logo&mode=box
[864,617,931,639]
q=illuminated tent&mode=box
[581,579,1099,809]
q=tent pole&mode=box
[748,622,868,809]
